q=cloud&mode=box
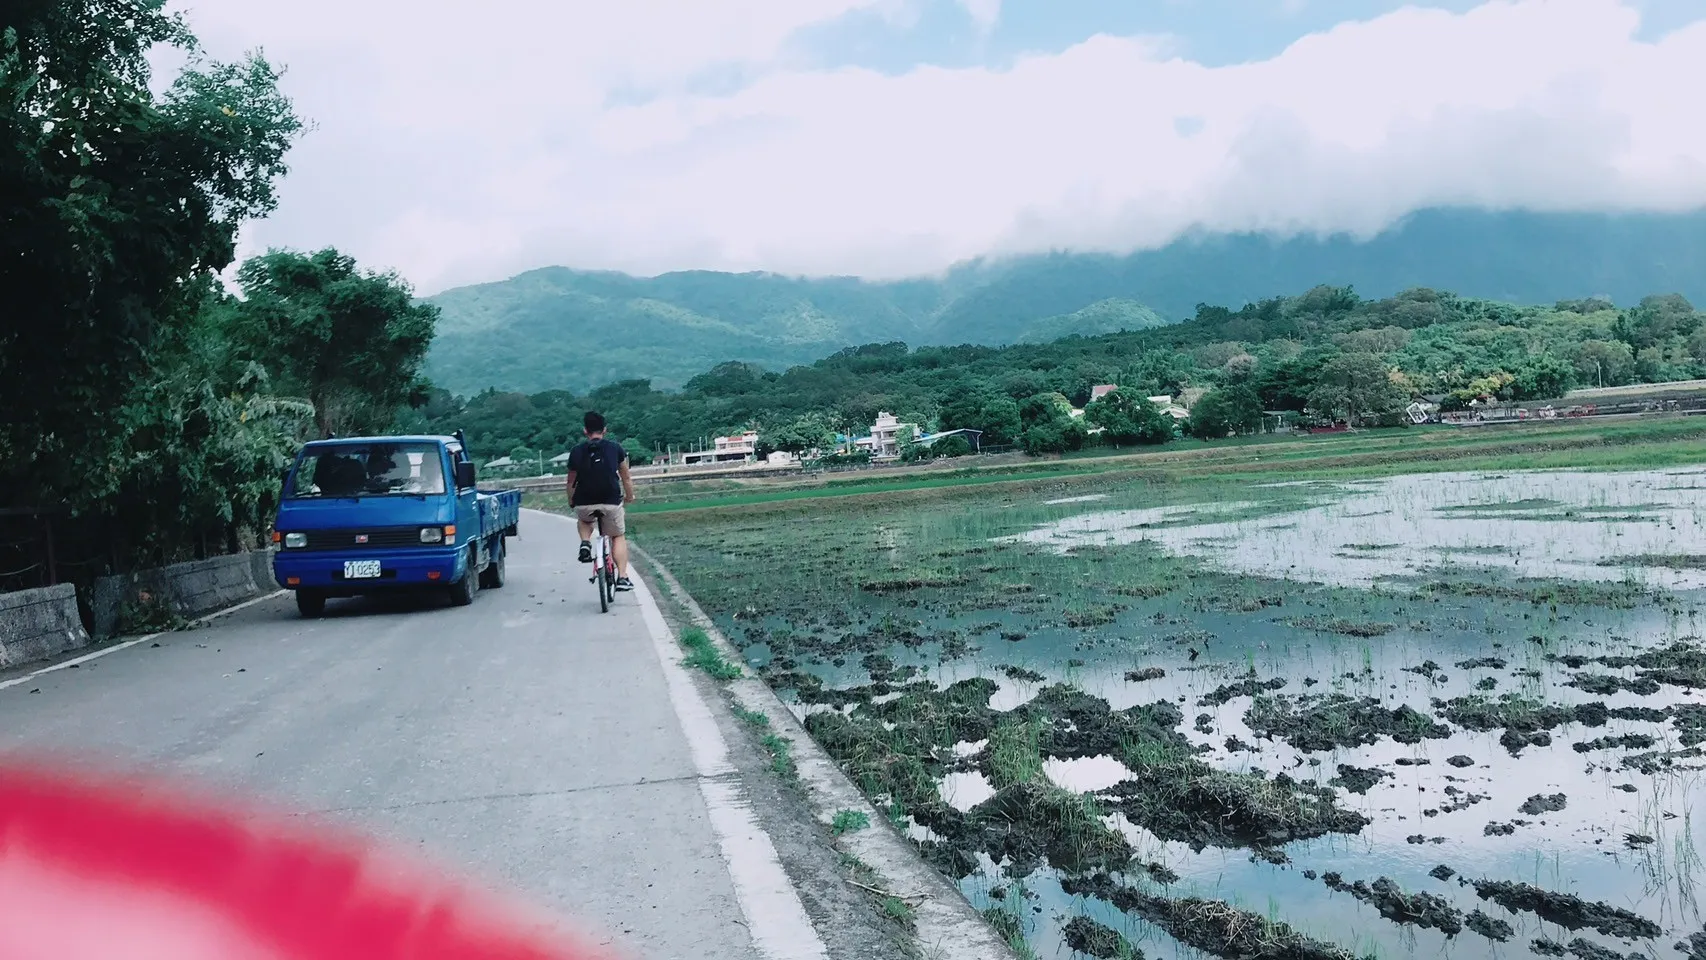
[176,0,1706,291]
[957,0,1002,33]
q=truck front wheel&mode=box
[296,590,326,619]
[449,550,479,606]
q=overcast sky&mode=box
[172,0,1706,294]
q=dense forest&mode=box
[409,285,1706,463]
[423,208,1706,395]
[1,0,437,587]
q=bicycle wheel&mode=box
[603,539,617,604]
[595,564,608,613]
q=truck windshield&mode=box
[286,443,447,498]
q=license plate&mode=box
[343,560,382,579]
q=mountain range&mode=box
[424,207,1706,395]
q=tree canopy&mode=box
[1,2,437,584]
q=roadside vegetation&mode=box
[1,2,439,592]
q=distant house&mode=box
[1147,394,1192,421]
[681,430,759,466]
[1090,384,1119,401]
[855,412,921,460]
[483,456,519,472]
[549,451,573,468]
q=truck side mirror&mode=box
[456,461,476,489]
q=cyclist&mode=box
[565,411,636,591]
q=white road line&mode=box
[0,589,287,692]
[530,510,829,960]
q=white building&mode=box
[854,412,921,460]
[681,430,759,466]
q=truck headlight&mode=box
[283,532,307,549]
[420,527,444,544]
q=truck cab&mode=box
[272,435,521,617]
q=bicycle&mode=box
[586,510,616,613]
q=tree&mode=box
[1617,294,1698,350]
[1220,353,1259,382]
[621,438,653,465]
[932,435,973,458]
[940,391,1022,445]
[1,0,302,508]
[1084,389,1173,446]
[1307,353,1408,425]
[1507,356,1574,400]
[1187,384,1263,439]
[762,414,837,455]
[1257,347,1338,412]
[1572,340,1634,388]
[232,248,440,436]
[108,279,315,565]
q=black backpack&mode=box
[579,439,621,498]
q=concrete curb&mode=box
[0,584,90,670]
[90,551,277,639]
[636,546,1018,960]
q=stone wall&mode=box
[90,551,277,639]
[0,584,90,669]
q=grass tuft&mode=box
[680,625,743,680]
[831,808,872,836]
[733,705,770,727]
[760,732,799,781]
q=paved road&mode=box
[0,510,823,960]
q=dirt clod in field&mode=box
[1331,764,1393,795]
[1519,793,1568,815]
[1062,916,1143,960]
[1622,745,1706,773]
[1062,875,1359,960]
[1430,864,1456,881]
[1285,616,1395,638]
[1448,755,1476,767]
[1568,673,1662,696]
[1322,872,1463,935]
[1471,880,1662,940]
[1199,676,1286,706]
[1249,694,1451,751]
[1574,734,1656,753]
[1104,759,1368,852]
[1126,667,1166,682]
[1485,822,1517,836]
[1579,641,1706,691]
[1561,939,1644,960]
[1465,909,1514,942]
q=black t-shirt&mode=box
[568,438,627,506]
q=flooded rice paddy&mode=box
[641,465,1706,960]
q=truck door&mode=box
[447,442,481,567]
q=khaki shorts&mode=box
[575,504,626,536]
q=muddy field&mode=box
[640,465,1706,960]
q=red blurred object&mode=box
[0,760,617,960]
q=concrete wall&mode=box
[90,551,276,639]
[0,584,90,669]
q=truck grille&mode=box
[300,528,428,550]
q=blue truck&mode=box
[271,433,522,618]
